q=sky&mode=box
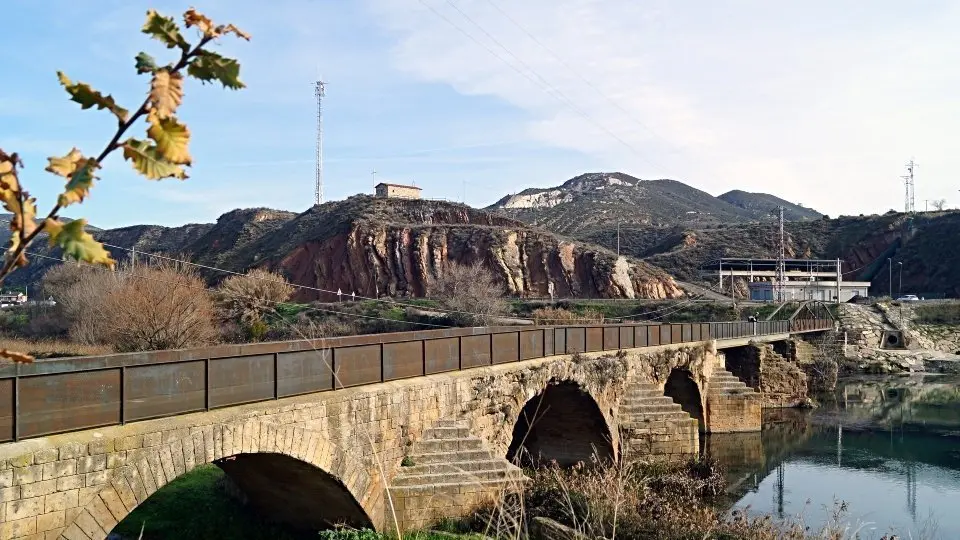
[3,1,960,229]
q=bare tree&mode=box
[213,269,294,326]
[933,199,947,211]
[101,264,218,352]
[42,263,124,344]
[428,261,506,326]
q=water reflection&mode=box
[706,375,960,539]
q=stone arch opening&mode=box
[664,368,705,432]
[105,453,373,538]
[506,381,615,467]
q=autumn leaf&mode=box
[222,24,251,41]
[0,349,34,364]
[56,72,129,123]
[7,195,38,259]
[45,218,116,268]
[122,139,188,180]
[147,114,191,165]
[187,51,245,89]
[45,148,84,177]
[58,159,99,207]
[143,9,189,51]
[135,52,158,74]
[149,69,184,118]
[183,8,216,37]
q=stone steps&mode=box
[620,381,699,458]
[391,420,527,493]
[708,369,755,395]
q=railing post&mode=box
[120,366,126,425]
[273,352,279,399]
[12,375,19,442]
[204,358,211,411]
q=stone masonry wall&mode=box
[0,342,753,540]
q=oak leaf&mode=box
[44,148,84,177]
[56,72,129,122]
[58,159,99,207]
[183,8,216,37]
[149,69,184,118]
[143,9,189,51]
[222,24,251,41]
[122,139,188,180]
[147,114,192,165]
[135,52,158,74]
[45,218,116,268]
[187,51,245,89]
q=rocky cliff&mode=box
[14,196,683,302]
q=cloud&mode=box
[363,0,960,215]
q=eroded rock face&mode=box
[272,210,684,302]
[725,343,809,408]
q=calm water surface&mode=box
[708,374,960,539]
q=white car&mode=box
[896,294,920,302]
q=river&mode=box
[708,374,960,539]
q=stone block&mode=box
[58,443,85,461]
[88,495,118,532]
[84,469,110,487]
[31,450,58,466]
[8,455,34,468]
[142,431,162,448]
[43,489,78,513]
[56,475,83,491]
[44,528,66,540]
[0,516,37,539]
[110,477,138,513]
[14,465,42,486]
[87,438,114,456]
[98,488,128,523]
[41,460,77,481]
[77,455,106,475]
[115,435,143,452]
[158,446,176,483]
[78,486,100,507]
[59,523,88,540]
[0,470,11,489]
[169,440,185,477]
[0,486,19,505]
[73,509,106,540]
[7,495,44,520]
[35,511,65,533]
[20,480,57,499]
[106,452,127,470]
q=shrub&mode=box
[915,303,960,325]
[42,263,124,344]
[100,264,218,352]
[427,261,506,326]
[214,269,294,326]
[531,307,604,325]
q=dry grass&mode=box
[530,307,604,325]
[0,337,110,359]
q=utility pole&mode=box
[775,205,786,303]
[372,169,377,190]
[897,262,903,296]
[314,79,327,206]
[616,222,620,257]
[902,159,916,214]
[888,258,893,298]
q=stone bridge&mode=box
[0,320,831,539]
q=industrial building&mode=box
[704,258,872,303]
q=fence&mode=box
[0,319,830,443]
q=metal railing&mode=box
[0,319,832,443]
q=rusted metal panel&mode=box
[0,378,12,442]
[603,327,619,350]
[334,345,382,388]
[566,328,585,353]
[124,361,206,422]
[555,328,569,354]
[18,369,121,439]
[544,328,555,356]
[671,324,683,343]
[492,332,520,364]
[691,324,701,342]
[383,341,424,381]
[209,354,274,408]
[586,327,603,352]
[647,325,660,346]
[461,334,491,368]
[635,325,648,347]
[660,325,671,345]
[681,324,692,342]
[519,330,544,360]
[277,349,333,397]
[620,326,635,348]
[424,338,459,374]
[701,323,711,340]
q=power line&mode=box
[480,0,668,146]
[417,0,662,171]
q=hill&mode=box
[10,196,684,301]
[717,190,822,221]
[487,172,822,238]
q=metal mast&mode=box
[314,80,327,206]
[902,159,916,213]
[775,205,786,303]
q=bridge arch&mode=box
[506,381,616,467]
[58,419,381,540]
[664,368,705,432]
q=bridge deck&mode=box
[0,319,832,444]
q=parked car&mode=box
[896,294,920,302]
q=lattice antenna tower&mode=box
[314,79,327,206]
[901,159,916,213]
[775,205,786,303]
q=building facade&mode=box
[375,182,422,200]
